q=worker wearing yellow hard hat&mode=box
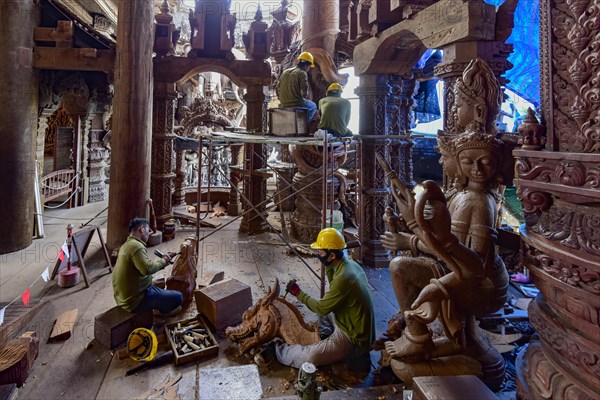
[276,51,318,120]
[255,228,375,369]
[318,82,353,137]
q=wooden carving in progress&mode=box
[378,58,515,390]
[166,237,198,307]
[225,278,319,355]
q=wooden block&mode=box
[94,307,152,349]
[412,375,498,400]
[194,278,252,332]
[48,309,78,342]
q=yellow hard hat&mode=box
[297,51,315,68]
[127,328,158,362]
[327,83,343,93]
[310,228,346,250]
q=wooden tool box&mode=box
[165,315,219,365]
[268,107,309,136]
[194,278,252,332]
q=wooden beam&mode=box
[33,47,115,71]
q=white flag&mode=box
[0,307,5,326]
[41,267,50,282]
[62,242,70,260]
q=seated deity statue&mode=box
[377,59,514,389]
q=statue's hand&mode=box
[380,231,411,251]
[411,282,446,310]
[423,199,454,244]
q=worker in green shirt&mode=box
[112,218,183,317]
[318,82,352,137]
[256,228,375,368]
[277,51,317,120]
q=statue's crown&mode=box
[454,131,503,154]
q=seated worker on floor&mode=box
[318,83,352,137]
[277,51,317,121]
[112,218,183,317]
[258,228,375,368]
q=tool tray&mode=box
[165,315,219,365]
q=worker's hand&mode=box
[162,254,173,264]
[167,251,178,259]
[286,280,301,297]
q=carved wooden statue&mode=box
[225,278,319,355]
[166,237,198,307]
[378,59,514,390]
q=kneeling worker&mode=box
[112,218,183,317]
[259,228,375,368]
[318,83,352,137]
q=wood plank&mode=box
[33,47,115,72]
[48,309,78,342]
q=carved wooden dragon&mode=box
[225,278,319,355]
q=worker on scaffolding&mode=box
[112,218,183,317]
[318,83,352,137]
[277,51,317,121]
[256,228,375,368]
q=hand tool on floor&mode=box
[125,350,174,376]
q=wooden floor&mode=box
[1,201,521,399]
[1,202,402,399]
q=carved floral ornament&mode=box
[515,157,599,188]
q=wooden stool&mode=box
[94,306,152,349]
[194,278,252,332]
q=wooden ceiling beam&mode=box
[32,47,115,72]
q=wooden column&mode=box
[357,74,391,268]
[107,0,154,249]
[239,85,269,234]
[0,1,38,253]
[151,82,177,228]
[515,0,600,397]
[302,0,339,55]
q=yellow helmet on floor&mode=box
[310,228,346,250]
[297,51,315,68]
[127,328,158,362]
[327,83,343,93]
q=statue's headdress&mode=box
[454,59,503,133]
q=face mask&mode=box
[318,253,333,267]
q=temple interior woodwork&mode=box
[0,0,598,399]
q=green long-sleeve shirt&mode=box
[112,236,167,312]
[277,66,308,107]
[318,95,352,137]
[297,257,375,352]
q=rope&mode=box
[43,187,81,209]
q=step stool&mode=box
[268,107,309,136]
[94,306,153,349]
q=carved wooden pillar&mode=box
[228,144,243,216]
[0,0,39,253]
[88,111,109,203]
[357,74,391,268]
[240,85,269,234]
[302,0,339,55]
[173,150,185,209]
[515,0,600,398]
[151,82,177,229]
[107,0,154,249]
[387,74,417,188]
